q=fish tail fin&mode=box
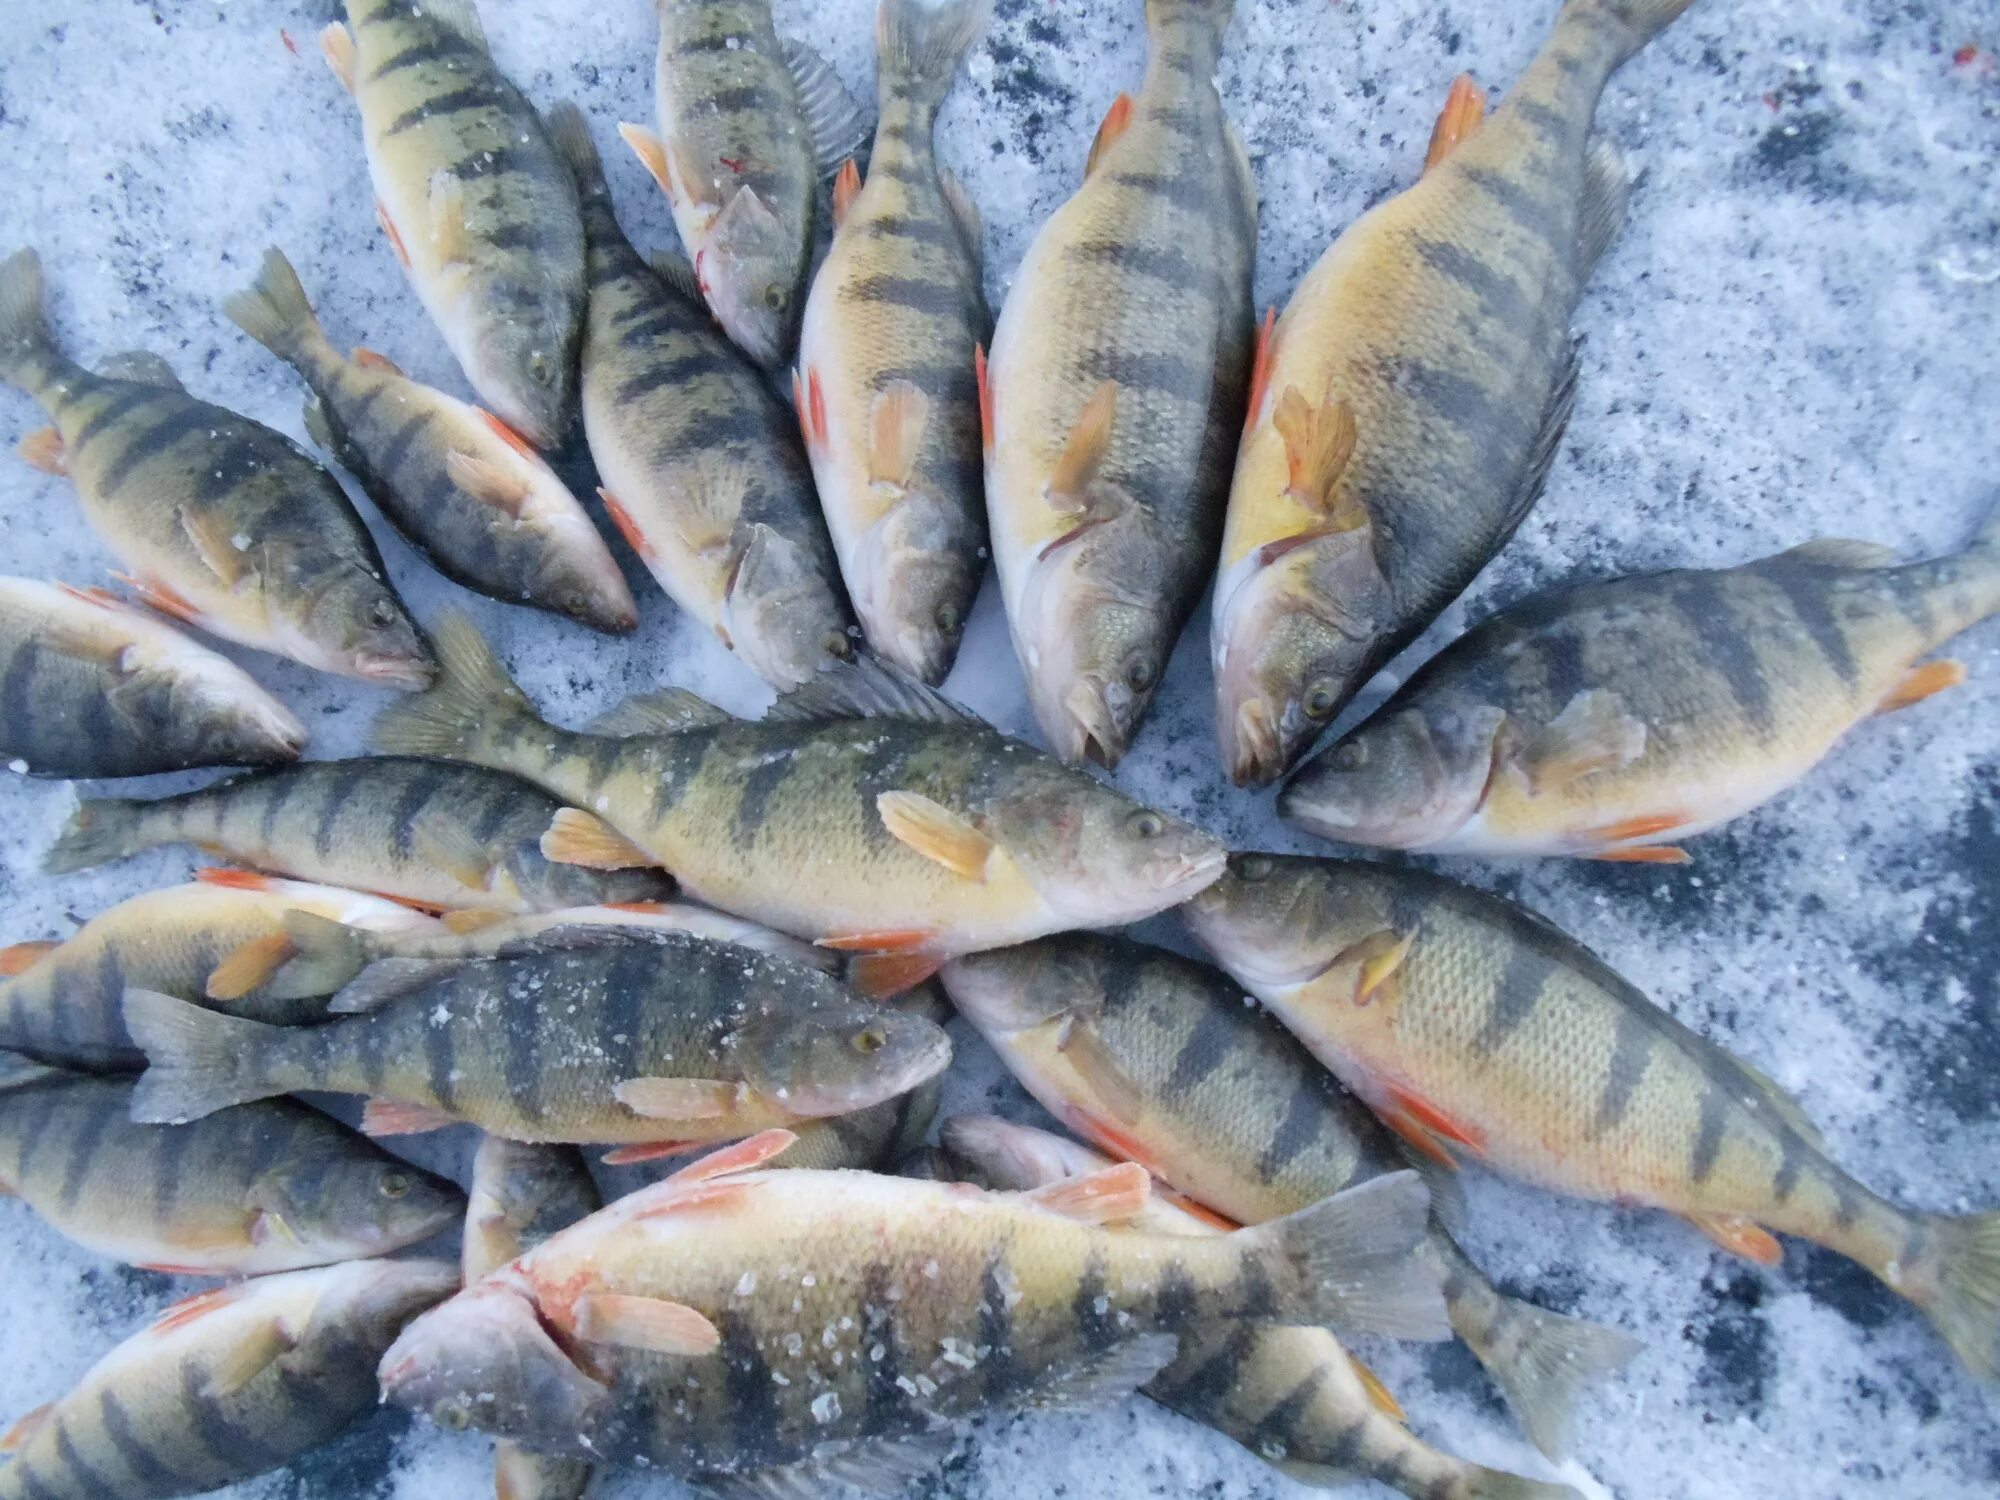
[1242,1171,1451,1342]
[221,248,326,368]
[876,0,991,111]
[546,100,608,196]
[124,988,286,1124]
[1915,1209,2000,1380]
[43,797,148,874]
[371,612,531,764]
[1144,0,1235,44]
[0,247,59,396]
[1561,0,1700,66]
[1459,1293,1643,1459]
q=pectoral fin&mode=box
[1520,690,1647,794]
[445,450,531,516]
[180,507,251,587]
[618,123,680,201]
[17,427,67,475]
[614,1077,747,1122]
[204,1321,295,1398]
[360,1099,458,1137]
[351,347,404,376]
[867,381,931,491]
[318,22,356,92]
[1047,382,1117,514]
[1271,386,1360,522]
[429,172,469,266]
[540,808,657,871]
[574,1293,721,1357]
[877,790,992,880]
[1054,1013,1147,1128]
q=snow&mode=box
[1,0,1996,1497]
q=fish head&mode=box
[723,522,855,688]
[252,1151,464,1262]
[938,1114,1103,1193]
[276,550,436,689]
[854,493,982,685]
[1017,503,1176,767]
[1213,527,1392,788]
[728,999,954,1118]
[1279,702,1505,850]
[466,299,581,451]
[938,942,1096,1041]
[310,1258,463,1347]
[1182,851,1381,989]
[984,770,1226,924]
[532,539,640,636]
[701,184,805,369]
[378,1276,609,1442]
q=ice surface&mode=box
[0,0,1996,1497]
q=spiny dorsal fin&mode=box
[1777,537,1900,570]
[98,350,185,389]
[586,687,733,736]
[764,655,975,726]
[418,0,488,49]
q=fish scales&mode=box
[372,617,1224,970]
[943,933,1637,1457]
[47,757,672,914]
[331,0,586,448]
[553,105,852,689]
[1283,523,2000,858]
[0,251,432,690]
[0,577,303,778]
[126,933,951,1147]
[645,0,819,367]
[0,1260,458,1500]
[378,1142,1442,1485]
[0,881,436,1074]
[986,0,1256,766]
[224,250,634,634]
[795,0,992,683]
[0,1063,460,1276]
[1213,0,1699,786]
[941,1116,1578,1500]
[1186,855,2000,1381]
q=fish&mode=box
[464,1136,600,1500]
[1184,853,2000,1382]
[621,0,868,368]
[1211,0,1699,787]
[0,1258,458,1500]
[124,928,955,1152]
[0,1053,461,1276]
[0,878,439,1074]
[45,757,675,914]
[551,104,854,690]
[375,1128,1445,1488]
[371,614,1227,996]
[1281,517,2000,862]
[940,1115,1581,1500]
[983,0,1257,766]
[771,1075,942,1173]
[0,249,433,689]
[794,0,992,684]
[223,248,636,634]
[319,0,585,449]
[0,576,304,778]
[941,932,1639,1456]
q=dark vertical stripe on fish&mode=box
[1688,1084,1729,1184]
[1590,1007,1654,1137]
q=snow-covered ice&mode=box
[0,0,1996,1496]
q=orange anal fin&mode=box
[1386,1083,1485,1154]
[0,940,58,978]
[1590,846,1692,865]
[1085,92,1136,177]
[196,867,275,891]
[1243,306,1278,434]
[1064,1108,1163,1179]
[360,1098,459,1137]
[831,157,862,227]
[0,1401,52,1454]
[818,928,934,954]
[113,573,202,626]
[846,950,944,999]
[975,344,993,456]
[152,1286,242,1334]
[601,1140,702,1167]
[598,488,656,564]
[1682,1211,1783,1267]
[1425,73,1487,173]
[1580,812,1691,860]
[1026,1161,1151,1225]
[808,368,828,450]
[17,427,67,476]
[137,1262,216,1277]
[352,346,404,376]
[479,408,540,459]
[375,199,410,269]
[1377,1106,1459,1169]
[1878,659,1966,715]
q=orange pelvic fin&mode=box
[1349,1355,1407,1424]
[16,427,67,476]
[113,572,202,626]
[478,408,539,459]
[600,1140,701,1167]
[152,1285,243,1335]
[975,343,993,456]
[0,941,57,978]
[1590,846,1692,866]
[667,1128,797,1185]
[1378,1081,1485,1166]
[1086,92,1136,177]
[1682,1211,1783,1267]
[846,950,944,1000]
[1878,658,1966,715]
[360,1098,458,1137]
[1027,1161,1151,1225]
[1243,306,1277,433]
[818,928,934,954]
[597,487,655,563]
[1424,73,1487,173]
[374,200,410,269]
[832,157,862,228]
[196,866,275,891]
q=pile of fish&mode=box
[0,0,1993,1497]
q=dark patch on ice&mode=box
[988,0,1078,166]
[1790,1242,1899,1332]
[268,1407,411,1500]
[1747,111,1870,202]
[1686,1264,1774,1413]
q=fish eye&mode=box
[852,1025,888,1055]
[1330,740,1368,771]
[433,1398,472,1432]
[368,598,398,628]
[1303,680,1341,721]
[379,1170,412,1200]
[763,284,788,312]
[1235,853,1274,881]
[936,602,960,634]
[1129,810,1165,839]
[824,630,855,659]
[1125,656,1158,692]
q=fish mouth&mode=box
[1055,681,1129,769]
[1150,839,1228,897]
[355,651,439,692]
[1226,698,1287,788]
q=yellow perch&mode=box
[1186,854,2000,1382]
